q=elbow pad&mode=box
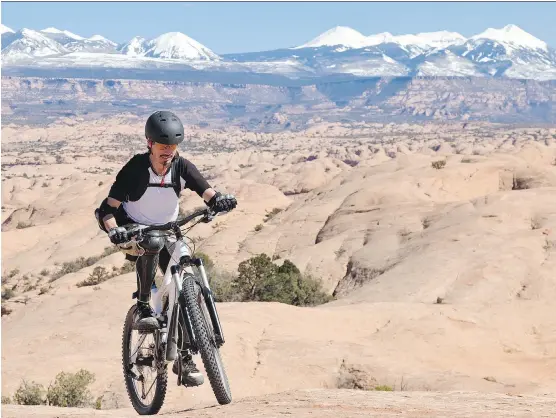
[94,198,119,232]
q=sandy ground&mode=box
[2,118,556,415]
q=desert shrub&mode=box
[1,395,12,404]
[234,254,331,306]
[50,247,119,282]
[39,286,51,295]
[16,221,33,229]
[46,369,95,407]
[118,261,136,274]
[264,207,283,222]
[14,380,45,405]
[76,267,111,288]
[40,269,49,276]
[512,175,533,190]
[374,385,394,391]
[2,288,16,300]
[2,305,13,316]
[6,268,19,279]
[431,160,446,169]
[254,224,263,232]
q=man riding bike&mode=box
[94,110,237,387]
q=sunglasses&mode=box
[149,141,178,151]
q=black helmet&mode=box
[145,111,184,145]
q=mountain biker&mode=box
[94,110,237,387]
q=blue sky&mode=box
[2,2,555,54]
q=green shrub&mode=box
[431,160,446,169]
[234,254,331,306]
[374,385,394,391]
[14,380,45,405]
[76,266,111,288]
[46,369,95,407]
[2,288,16,300]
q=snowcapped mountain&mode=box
[40,27,84,42]
[38,28,117,53]
[142,32,219,60]
[295,26,467,55]
[117,32,219,61]
[470,24,547,51]
[118,36,147,56]
[1,23,555,81]
[1,24,15,35]
[446,24,556,80]
[1,28,68,59]
[296,26,370,49]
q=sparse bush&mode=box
[513,175,533,190]
[431,160,446,169]
[264,207,282,222]
[336,360,377,390]
[2,288,16,300]
[234,254,331,306]
[16,221,33,229]
[14,380,45,405]
[6,268,19,279]
[1,395,12,404]
[46,369,95,407]
[39,286,51,295]
[50,248,118,282]
[374,385,394,391]
[77,266,111,287]
[254,224,263,232]
[40,269,49,276]
[102,246,119,257]
[118,261,136,274]
[2,305,13,316]
[531,217,543,230]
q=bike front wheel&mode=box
[181,274,232,405]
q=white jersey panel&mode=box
[123,167,179,225]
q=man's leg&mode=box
[134,252,161,331]
[159,240,204,387]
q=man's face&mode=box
[148,140,177,167]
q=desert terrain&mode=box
[2,109,556,416]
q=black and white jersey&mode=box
[108,152,211,226]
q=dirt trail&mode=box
[3,389,556,418]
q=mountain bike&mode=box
[120,207,232,415]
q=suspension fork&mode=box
[195,260,226,346]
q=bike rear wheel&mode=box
[122,305,168,415]
[181,274,232,405]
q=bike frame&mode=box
[128,212,226,367]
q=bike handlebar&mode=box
[125,207,214,239]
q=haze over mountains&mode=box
[2,23,556,80]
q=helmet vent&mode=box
[160,118,167,122]
[175,133,182,137]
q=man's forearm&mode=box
[202,188,217,204]
[103,197,121,231]
[103,215,118,231]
